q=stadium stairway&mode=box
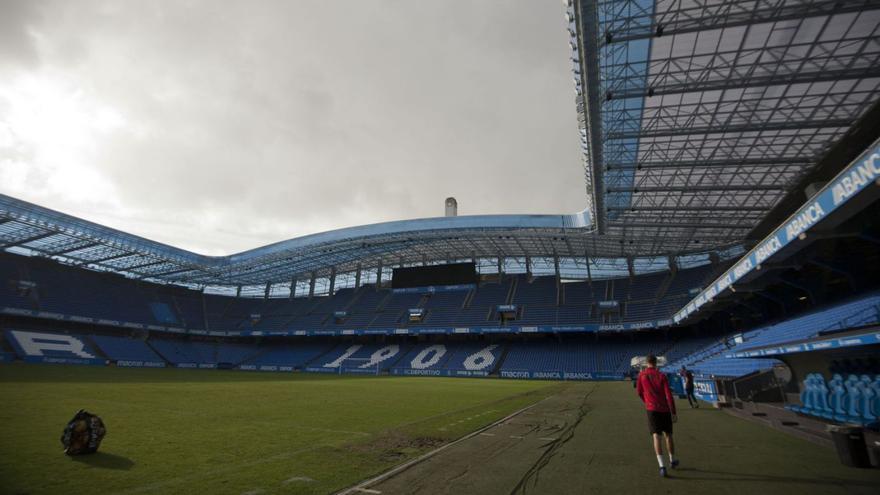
[79,335,111,361]
[489,344,511,376]
[506,276,518,306]
[654,272,673,300]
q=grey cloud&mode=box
[0,0,584,254]
[0,0,42,70]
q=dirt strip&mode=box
[362,382,595,495]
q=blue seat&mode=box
[844,377,864,423]
[831,382,849,422]
[792,374,812,413]
[814,378,832,418]
[860,382,876,422]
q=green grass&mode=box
[0,365,557,495]
[370,381,880,495]
[524,382,880,495]
[3,366,879,495]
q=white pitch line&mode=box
[353,489,381,494]
[283,476,316,484]
[509,435,524,439]
[333,395,555,495]
[479,433,495,437]
[539,437,558,441]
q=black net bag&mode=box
[60,410,106,455]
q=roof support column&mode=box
[289,276,297,299]
[554,255,560,279]
[355,264,362,289]
[497,257,504,275]
[308,271,316,298]
[328,267,336,296]
[525,256,532,277]
[585,253,592,283]
[627,257,635,278]
[264,282,271,300]
[668,256,677,273]
[574,0,606,233]
[236,285,242,298]
[376,261,383,290]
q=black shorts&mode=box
[647,411,673,435]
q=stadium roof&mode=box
[3,0,880,288]
[568,0,880,248]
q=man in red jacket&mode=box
[636,354,678,477]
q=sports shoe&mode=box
[659,467,668,478]
[670,459,680,469]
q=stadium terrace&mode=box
[2,0,880,493]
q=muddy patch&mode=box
[348,430,445,463]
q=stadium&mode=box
[2,0,880,494]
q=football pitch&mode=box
[1,365,879,495]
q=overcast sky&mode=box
[0,0,584,255]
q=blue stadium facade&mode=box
[2,0,880,425]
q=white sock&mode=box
[657,455,666,468]
[668,453,676,463]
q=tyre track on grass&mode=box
[509,384,596,495]
[342,383,594,495]
[336,392,561,495]
[427,384,595,494]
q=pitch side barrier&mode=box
[667,372,719,403]
[390,368,490,378]
[238,364,295,372]
[675,137,880,324]
[499,370,622,381]
[115,360,166,368]
[21,356,108,366]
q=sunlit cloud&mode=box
[0,0,584,256]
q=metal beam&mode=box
[607,185,786,193]
[603,0,871,45]
[606,119,853,140]
[0,231,56,248]
[575,0,606,234]
[605,157,811,171]
[607,206,770,212]
[82,251,135,265]
[55,241,102,255]
[609,221,754,230]
[124,259,166,271]
[616,66,880,99]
